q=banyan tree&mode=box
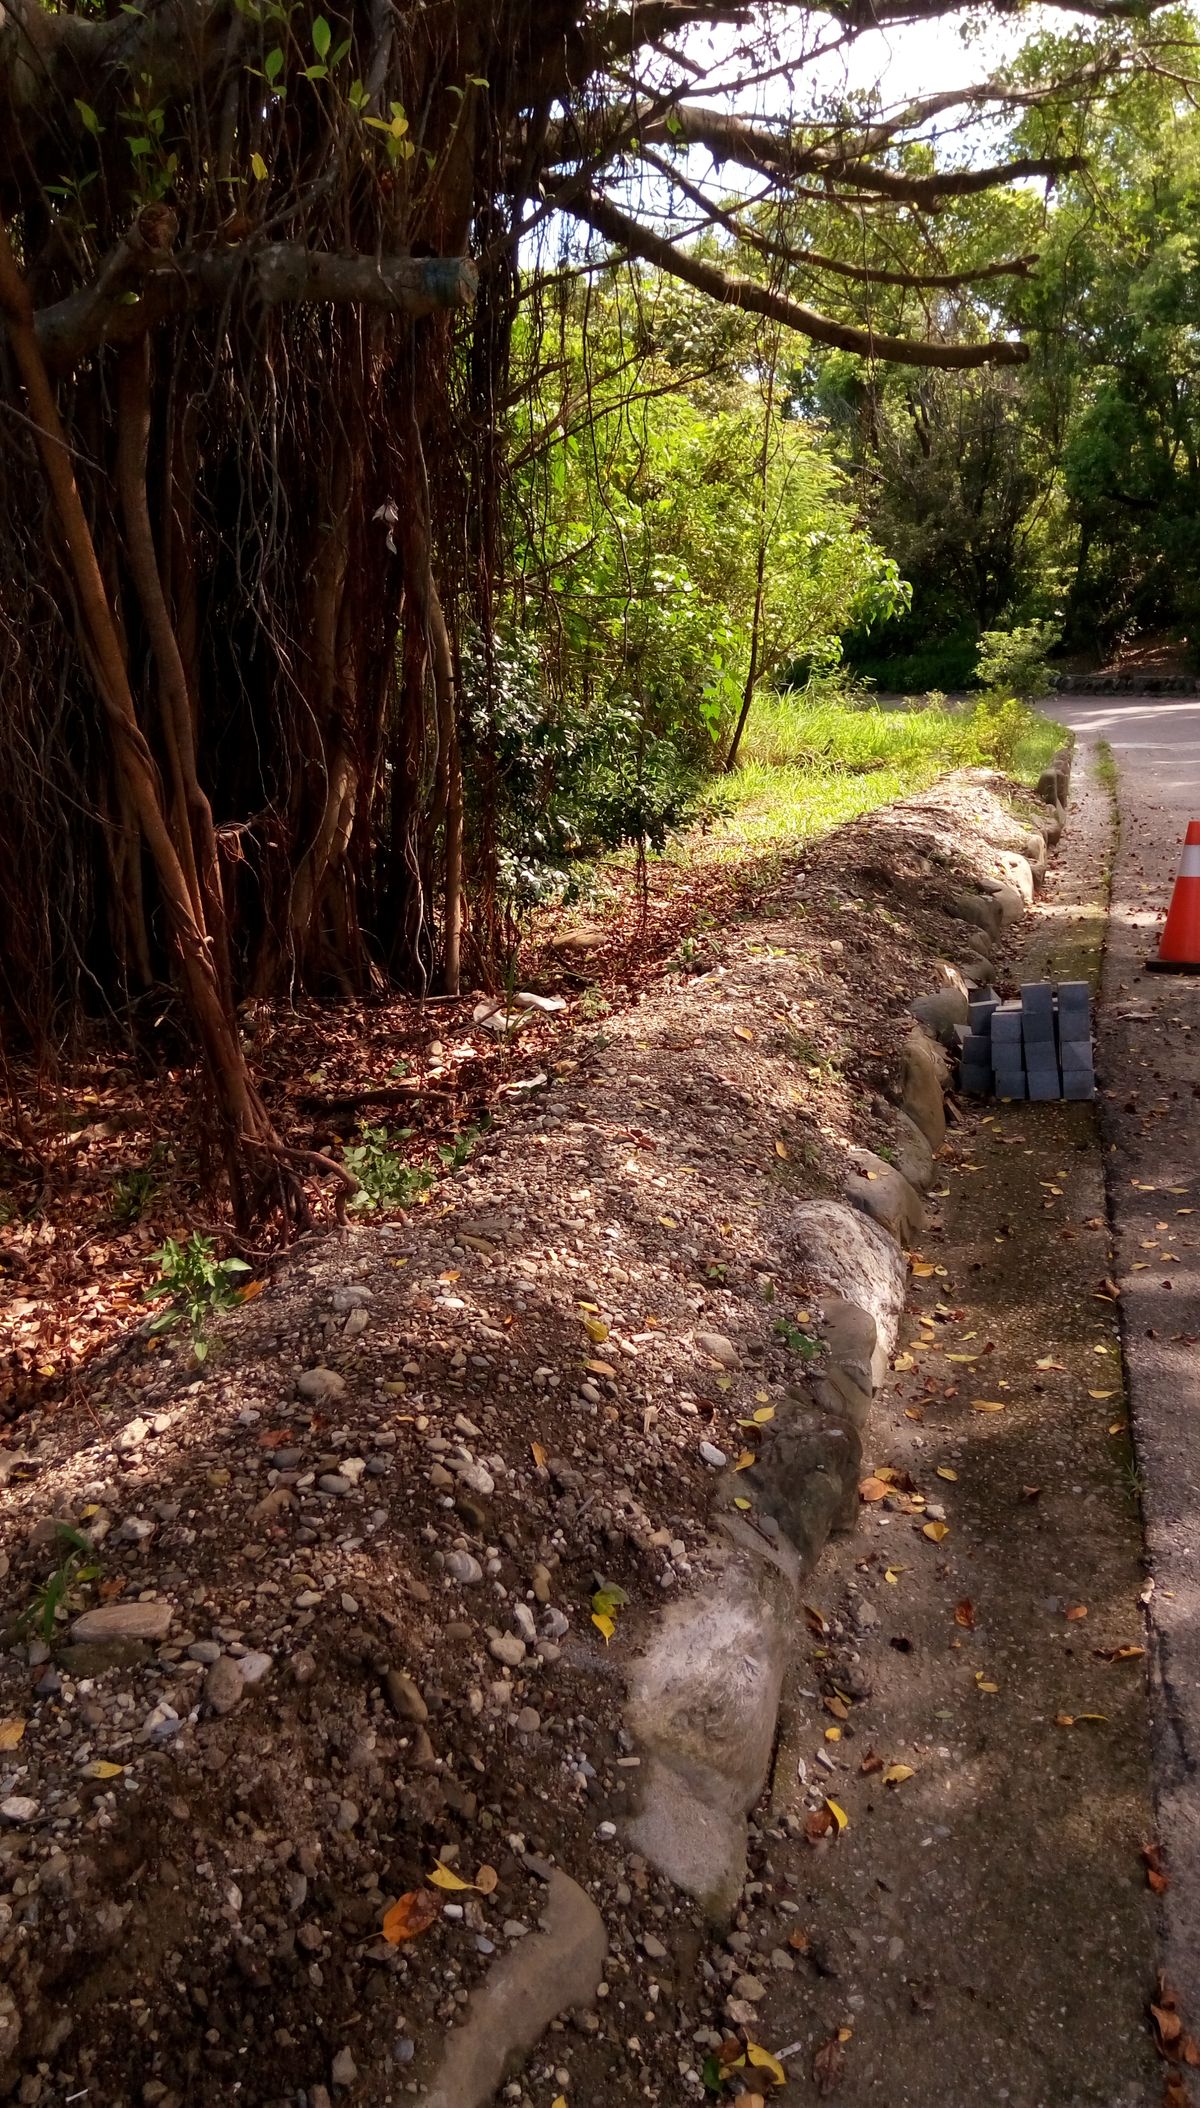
[0,0,1152,1226]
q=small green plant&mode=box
[773,1316,821,1359]
[970,693,1039,773]
[438,1124,482,1172]
[19,1524,101,1641]
[144,1233,251,1360]
[111,1163,158,1227]
[576,987,611,1021]
[343,1124,435,1211]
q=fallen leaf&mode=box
[1109,1421,1128,1435]
[1089,1389,1116,1400]
[582,1317,609,1344]
[733,1025,754,1042]
[1096,1644,1145,1662]
[530,1440,547,1468]
[733,1496,752,1511]
[586,1359,616,1377]
[591,1611,616,1643]
[1021,1485,1042,1501]
[804,1604,829,1636]
[858,1475,891,1502]
[427,1863,474,1892]
[812,2033,845,2096]
[552,2097,568,2108]
[746,2042,786,2086]
[946,1353,979,1363]
[955,1599,976,1630]
[788,1927,810,1953]
[753,1405,775,1424]
[775,1140,791,1159]
[976,1677,999,1693]
[825,1725,842,1742]
[971,1398,1006,1412]
[911,1261,936,1277]
[936,1466,958,1481]
[1150,1869,1171,1897]
[885,1567,901,1585]
[860,1749,884,1774]
[734,1450,756,1471]
[80,1759,124,1780]
[882,1763,915,1785]
[1036,1357,1067,1371]
[1154,2003,1185,2051]
[382,1889,441,1943]
[825,1797,848,1832]
[922,1521,949,1542]
[1056,1712,1076,1728]
[804,1805,833,1842]
[825,1694,850,1722]
[0,1719,26,1751]
[474,1864,498,1895]
[1066,1603,1089,1621]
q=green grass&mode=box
[698,691,1069,861]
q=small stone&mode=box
[204,1656,245,1715]
[115,1416,150,1454]
[531,1564,552,1605]
[699,1442,727,1469]
[0,1796,39,1825]
[489,1633,526,1668]
[411,1727,437,1770]
[429,1463,455,1489]
[384,1671,428,1724]
[696,1331,739,1369]
[71,1600,172,1644]
[542,1607,569,1639]
[733,1974,766,2002]
[392,2039,416,2066]
[512,1602,537,1645]
[298,1368,346,1404]
[455,1462,495,1497]
[642,1933,668,1961]
[332,1286,373,1312]
[238,1651,273,1686]
[331,2048,357,2090]
[336,1800,359,1833]
[187,1640,221,1665]
[445,1551,483,1586]
[516,1707,541,1735]
[318,1474,351,1496]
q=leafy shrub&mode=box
[969,694,1044,774]
[342,1124,436,1211]
[973,622,1060,700]
[144,1233,251,1359]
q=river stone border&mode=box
[619,775,1068,1925]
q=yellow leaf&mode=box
[922,1520,949,1542]
[586,1359,616,1377]
[935,1467,958,1481]
[474,1864,498,1895]
[733,1496,751,1510]
[0,1719,26,1752]
[592,1611,616,1643]
[825,1797,848,1832]
[911,1260,936,1277]
[530,1440,547,1468]
[1109,1421,1127,1435]
[893,1353,915,1372]
[657,1217,678,1230]
[945,1353,978,1363]
[1077,1713,1108,1723]
[583,1317,609,1343]
[428,1863,474,1892]
[971,1398,1006,1412]
[1088,1389,1115,1400]
[746,2042,787,2085]
[976,1673,999,1693]
[81,1760,124,1780]
[753,1405,774,1424]
[734,1026,754,1042]
[904,1406,924,1422]
[882,1763,915,1784]
[825,1725,842,1741]
[734,1450,756,1471]
[250,150,268,181]
[775,1140,790,1159]
[1056,1712,1075,1728]
[553,2098,568,2108]
[859,1475,891,1502]
[885,1567,901,1584]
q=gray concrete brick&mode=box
[1057,980,1091,1027]
[959,1064,992,1096]
[1028,1072,1062,1101]
[994,1073,1027,1099]
[1062,1070,1096,1101]
[968,993,1000,1033]
[962,1033,992,1062]
[992,1006,1023,1043]
[1021,981,1055,1028]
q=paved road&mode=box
[1054,693,1200,2048]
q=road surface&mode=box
[1053,691,1200,2047]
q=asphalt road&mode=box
[1053,692,1200,2052]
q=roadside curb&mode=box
[617,778,1067,1926]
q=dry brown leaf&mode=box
[882,1763,915,1785]
[0,1719,26,1752]
[1066,1603,1089,1621]
[860,1749,884,1775]
[954,1599,976,1630]
[382,1889,441,1943]
[788,1927,810,1953]
[530,1440,547,1468]
[971,1398,1006,1412]
[858,1475,891,1502]
[812,2032,846,2096]
[474,1864,498,1895]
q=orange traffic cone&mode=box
[1148,820,1200,972]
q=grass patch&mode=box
[700,692,1069,862]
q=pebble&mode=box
[531,1564,552,1604]
[445,1552,483,1586]
[238,1650,272,1686]
[318,1474,352,1496]
[699,1442,727,1469]
[455,1462,495,1497]
[642,1933,668,1961]
[696,1331,739,1368]
[733,1974,766,2002]
[512,1602,537,1645]
[489,1633,526,1668]
[71,1600,172,1643]
[298,1369,346,1404]
[332,2040,359,2087]
[115,1416,150,1454]
[332,1285,373,1311]
[384,1671,428,1724]
[542,1607,569,1639]
[0,1797,39,1825]
[187,1640,222,1665]
[204,1655,245,1714]
[515,1707,541,1735]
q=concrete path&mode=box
[1054,692,1200,2055]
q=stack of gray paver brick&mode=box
[956,980,1094,1101]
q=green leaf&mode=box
[264,45,284,81]
[311,12,330,57]
[75,100,102,136]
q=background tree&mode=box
[0,0,1165,1224]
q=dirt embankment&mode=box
[0,772,1067,2108]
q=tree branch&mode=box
[562,188,1029,367]
[33,236,478,371]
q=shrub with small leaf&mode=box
[342,1124,436,1211]
[143,1233,251,1360]
[19,1524,101,1641]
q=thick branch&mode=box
[565,189,1029,367]
[33,238,478,372]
